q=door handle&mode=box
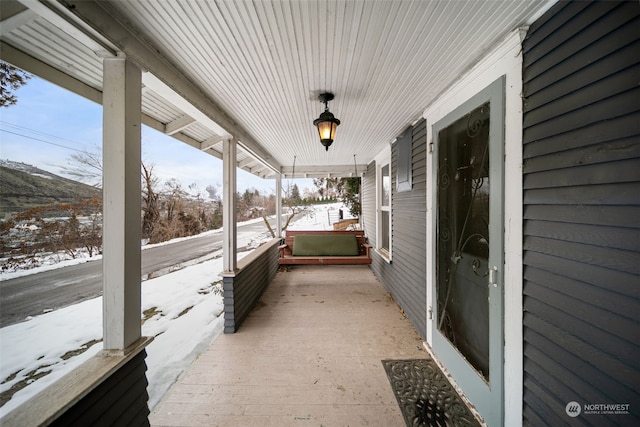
[489,266,498,287]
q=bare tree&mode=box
[1,198,102,270]
[141,163,160,239]
[206,184,223,229]
[60,150,221,244]
[60,146,103,188]
[262,182,305,238]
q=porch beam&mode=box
[17,0,116,58]
[223,139,237,273]
[165,115,196,135]
[58,0,281,172]
[0,41,102,104]
[200,135,224,152]
[0,8,38,36]
[253,166,273,179]
[142,72,230,138]
[235,140,279,177]
[102,54,142,351]
[141,111,221,159]
[281,164,366,178]
[238,157,257,169]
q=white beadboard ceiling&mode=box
[1,0,549,178]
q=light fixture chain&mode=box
[292,155,296,179]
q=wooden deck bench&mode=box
[279,230,372,265]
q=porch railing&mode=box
[221,238,280,333]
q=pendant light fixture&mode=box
[313,92,340,151]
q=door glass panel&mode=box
[436,102,490,380]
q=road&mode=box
[0,218,281,328]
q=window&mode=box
[377,153,391,260]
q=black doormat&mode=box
[382,359,482,427]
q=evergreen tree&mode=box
[312,177,361,216]
[290,183,301,204]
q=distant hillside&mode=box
[0,160,101,216]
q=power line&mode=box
[0,129,87,154]
[0,120,95,147]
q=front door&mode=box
[432,77,505,426]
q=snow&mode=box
[0,203,348,418]
[30,173,53,180]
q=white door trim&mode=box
[423,29,524,426]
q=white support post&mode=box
[276,172,283,238]
[102,54,142,351]
[223,139,237,273]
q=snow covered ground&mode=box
[0,203,348,417]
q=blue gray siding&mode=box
[49,350,150,427]
[522,1,640,425]
[366,119,428,339]
[223,239,280,333]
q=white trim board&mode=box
[373,145,392,261]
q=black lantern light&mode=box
[313,92,340,151]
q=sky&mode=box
[0,204,338,417]
[0,75,315,196]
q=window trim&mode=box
[375,147,392,261]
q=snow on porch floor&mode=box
[149,264,428,426]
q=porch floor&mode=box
[150,265,428,426]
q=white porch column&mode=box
[276,172,282,238]
[223,139,237,272]
[102,54,142,351]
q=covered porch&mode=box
[151,264,475,426]
[5,1,638,426]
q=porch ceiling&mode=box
[1,0,547,179]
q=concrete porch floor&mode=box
[150,265,429,426]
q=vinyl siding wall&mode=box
[522,1,640,425]
[49,351,150,427]
[365,119,428,339]
[223,238,280,333]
